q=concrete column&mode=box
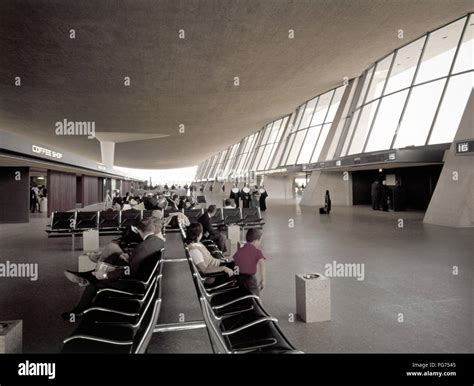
[99,141,115,167]
[423,90,474,228]
[262,175,294,200]
[300,170,352,207]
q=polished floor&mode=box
[0,197,472,353]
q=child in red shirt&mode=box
[233,228,266,296]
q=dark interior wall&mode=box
[352,165,443,210]
[98,177,104,201]
[0,167,29,223]
[352,170,380,205]
[76,176,83,206]
[83,175,99,207]
[47,170,76,216]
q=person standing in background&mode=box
[104,190,113,209]
[324,190,331,214]
[230,184,240,208]
[371,181,379,210]
[259,186,268,212]
[381,180,389,212]
[251,185,260,208]
[240,185,251,208]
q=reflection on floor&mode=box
[0,199,472,353]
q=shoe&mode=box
[61,309,83,321]
[64,271,89,286]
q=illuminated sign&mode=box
[31,145,63,159]
[455,140,473,155]
[97,164,107,171]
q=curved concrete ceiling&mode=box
[0,0,472,169]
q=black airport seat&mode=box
[98,210,121,230]
[223,208,243,225]
[46,212,76,235]
[210,208,224,227]
[120,210,141,228]
[241,208,265,228]
[75,211,99,230]
[62,292,161,354]
[61,249,164,354]
[183,208,204,224]
[94,248,164,301]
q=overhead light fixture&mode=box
[379,168,383,172]
[37,176,44,180]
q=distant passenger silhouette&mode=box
[325,190,331,214]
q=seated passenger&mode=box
[223,199,235,209]
[170,194,180,210]
[233,228,266,296]
[186,223,233,281]
[62,219,164,319]
[198,205,227,252]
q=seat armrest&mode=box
[221,317,278,336]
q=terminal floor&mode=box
[0,200,472,353]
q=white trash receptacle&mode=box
[0,320,22,353]
[83,229,99,252]
[39,198,48,213]
[295,273,331,323]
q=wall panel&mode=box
[47,170,76,216]
[0,167,29,223]
[82,175,99,207]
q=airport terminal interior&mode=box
[0,0,472,355]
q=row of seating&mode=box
[178,223,301,354]
[61,248,164,353]
[46,209,180,237]
[184,207,265,229]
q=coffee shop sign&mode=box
[32,145,63,160]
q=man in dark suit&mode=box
[198,205,227,253]
[62,219,164,319]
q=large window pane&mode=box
[311,123,332,163]
[286,130,306,165]
[251,146,265,170]
[365,90,408,152]
[429,72,473,145]
[292,105,306,132]
[356,67,374,107]
[268,119,282,143]
[385,38,425,94]
[297,126,319,164]
[326,85,346,123]
[348,101,379,155]
[365,54,393,102]
[415,18,465,84]
[257,145,272,170]
[299,98,318,129]
[341,109,361,156]
[281,133,295,166]
[310,91,333,126]
[453,15,473,74]
[394,79,446,148]
[260,124,273,145]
